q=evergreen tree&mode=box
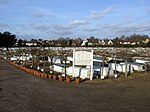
[0,31,17,50]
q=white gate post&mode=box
[90,50,93,80]
[72,49,75,77]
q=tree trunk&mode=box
[125,60,128,77]
[145,62,147,74]
[32,55,34,68]
[37,55,40,70]
[102,56,105,76]
[6,46,9,51]
[64,59,67,78]
[43,55,46,72]
[115,57,117,74]
[50,57,53,74]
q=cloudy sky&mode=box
[0,0,150,40]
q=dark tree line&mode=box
[0,31,150,48]
[0,31,17,50]
[18,35,150,47]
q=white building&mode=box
[25,42,37,46]
[81,39,88,46]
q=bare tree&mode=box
[36,48,42,70]
[118,49,130,77]
[94,49,110,79]
[47,48,57,74]
[24,48,30,67]
[30,48,38,69]
[16,48,24,65]
[57,48,72,78]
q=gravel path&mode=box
[0,59,150,112]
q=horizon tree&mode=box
[0,31,17,51]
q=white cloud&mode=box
[83,27,98,32]
[70,20,89,26]
[52,24,75,31]
[0,23,10,30]
[89,6,115,19]
[56,20,89,30]
[52,30,73,37]
[31,24,51,31]
[33,11,45,17]
[30,23,75,37]
[102,22,150,36]
[50,20,89,36]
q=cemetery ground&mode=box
[0,59,150,112]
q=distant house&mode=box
[131,42,136,45]
[81,39,92,46]
[81,39,88,46]
[101,40,105,45]
[88,42,93,46]
[25,42,37,46]
[81,39,97,46]
[98,40,105,45]
[98,40,113,45]
[107,40,113,45]
[142,38,150,44]
[123,41,131,45]
[119,41,135,45]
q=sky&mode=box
[0,0,150,40]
